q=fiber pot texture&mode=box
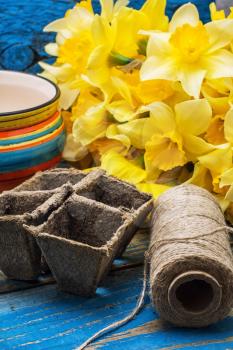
[0,168,91,280]
[26,172,153,296]
[0,184,73,280]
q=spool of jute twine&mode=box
[149,184,233,327]
[77,184,233,350]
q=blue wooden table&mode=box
[1,1,233,349]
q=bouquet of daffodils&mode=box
[41,0,233,221]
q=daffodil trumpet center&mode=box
[170,22,209,64]
[58,35,92,71]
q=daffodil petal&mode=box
[205,19,233,53]
[177,67,206,98]
[220,167,233,187]
[205,49,233,80]
[44,43,59,56]
[205,114,225,145]
[87,45,110,85]
[146,32,172,56]
[59,83,80,110]
[198,144,232,175]
[106,124,130,150]
[106,100,136,122]
[56,33,66,45]
[66,7,94,34]
[141,0,168,31]
[117,119,147,149]
[114,0,129,13]
[100,0,114,21]
[39,62,74,82]
[73,104,108,145]
[175,99,212,135]
[141,56,176,82]
[91,15,114,47]
[224,108,233,143]
[140,33,176,81]
[63,134,88,162]
[111,76,134,106]
[101,151,146,184]
[136,182,170,199]
[169,3,199,32]
[44,18,67,32]
[142,102,176,134]
[202,89,230,115]
[183,134,215,158]
[186,162,213,192]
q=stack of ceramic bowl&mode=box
[0,70,65,191]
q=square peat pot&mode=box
[0,184,73,280]
[34,190,153,296]
[77,172,150,211]
[14,168,87,192]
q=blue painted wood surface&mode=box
[2,0,233,349]
[0,0,213,73]
[1,265,233,350]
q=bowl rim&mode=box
[0,70,60,117]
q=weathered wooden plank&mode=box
[1,266,233,350]
[0,0,212,74]
[0,230,149,294]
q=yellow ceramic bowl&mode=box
[0,71,60,126]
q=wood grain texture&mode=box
[0,0,212,74]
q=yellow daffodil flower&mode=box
[87,0,168,86]
[40,1,96,109]
[140,3,233,98]
[202,78,233,115]
[117,99,213,176]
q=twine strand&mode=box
[147,225,233,258]
[75,260,149,350]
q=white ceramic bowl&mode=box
[0,70,60,117]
